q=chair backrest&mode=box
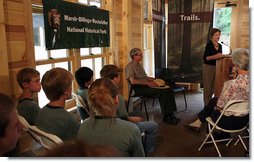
[18,115,63,150]
[127,79,134,96]
[18,115,30,131]
[212,99,249,131]
[127,79,141,98]
[72,93,90,116]
[28,126,63,150]
[224,100,249,116]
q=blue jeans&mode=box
[135,121,158,154]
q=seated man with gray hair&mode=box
[125,48,180,125]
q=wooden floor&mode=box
[134,90,249,157]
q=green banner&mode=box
[43,0,110,50]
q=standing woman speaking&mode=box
[203,28,223,106]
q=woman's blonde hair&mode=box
[232,48,249,70]
[88,78,118,117]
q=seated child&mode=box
[16,68,41,125]
[74,67,94,121]
[36,68,80,141]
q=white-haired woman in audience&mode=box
[185,48,249,137]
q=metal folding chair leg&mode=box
[198,122,233,157]
[198,123,223,157]
[234,135,248,150]
[199,100,249,157]
[183,90,187,110]
[142,99,149,121]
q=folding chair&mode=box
[18,115,30,131]
[72,93,90,122]
[28,126,63,150]
[18,115,63,156]
[198,100,249,157]
[234,127,249,151]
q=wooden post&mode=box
[0,0,11,95]
[215,55,232,97]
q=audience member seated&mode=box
[44,140,119,157]
[78,78,145,157]
[0,93,23,156]
[125,48,180,125]
[36,68,80,141]
[74,67,94,120]
[16,68,41,125]
[185,48,249,137]
[100,64,158,155]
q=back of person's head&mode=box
[44,140,119,157]
[75,67,93,89]
[16,68,40,89]
[88,78,118,117]
[209,28,221,39]
[231,48,249,71]
[100,64,120,79]
[0,93,15,138]
[130,48,141,59]
[41,67,73,101]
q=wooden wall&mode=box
[104,0,143,98]
[231,0,249,49]
[1,0,35,98]
[0,0,250,101]
[0,0,143,100]
[0,0,11,95]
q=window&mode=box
[144,0,148,20]
[143,0,154,77]
[32,0,107,108]
[79,0,101,7]
[213,7,232,54]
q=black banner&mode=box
[43,0,110,50]
[152,0,166,74]
[167,0,214,83]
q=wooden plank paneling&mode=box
[8,0,24,3]
[4,10,24,25]
[6,32,26,41]
[5,25,25,32]
[0,0,12,95]
[5,1,24,11]
[31,0,42,6]
[7,41,26,62]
